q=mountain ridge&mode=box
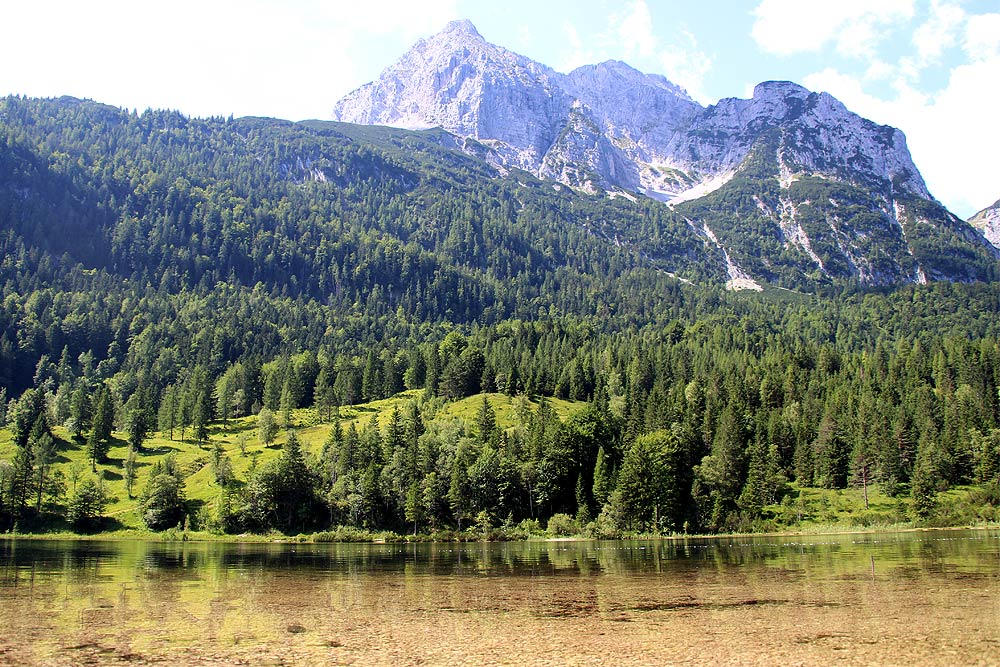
[332,20,997,287]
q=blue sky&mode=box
[2,0,997,217]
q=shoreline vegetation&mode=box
[4,521,998,546]
[3,390,1000,543]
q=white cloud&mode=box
[558,22,592,72]
[616,0,657,60]
[554,1,713,103]
[658,31,714,104]
[804,52,1000,218]
[913,1,966,65]
[751,0,915,58]
[317,0,461,40]
[964,13,1000,60]
[864,59,897,82]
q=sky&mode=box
[2,0,998,218]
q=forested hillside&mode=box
[1,96,999,537]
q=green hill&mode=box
[1,96,1000,538]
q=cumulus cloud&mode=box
[965,13,1000,60]
[912,0,966,65]
[751,0,915,58]
[617,0,657,60]
[554,0,713,103]
[765,1,1000,217]
[657,31,714,104]
[557,22,593,72]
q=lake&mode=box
[1,530,998,666]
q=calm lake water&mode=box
[1,530,998,666]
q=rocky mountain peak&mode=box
[441,18,482,38]
[752,80,810,99]
[329,20,992,288]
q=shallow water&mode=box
[1,530,998,665]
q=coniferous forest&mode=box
[2,95,1000,537]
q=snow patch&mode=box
[666,171,735,206]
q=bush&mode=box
[582,511,620,540]
[546,513,580,537]
[66,477,109,530]
[515,518,544,538]
[374,531,406,543]
[312,526,373,543]
[142,473,186,530]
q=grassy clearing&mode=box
[3,390,997,539]
[0,391,586,534]
[762,483,999,533]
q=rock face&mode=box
[333,20,572,173]
[333,20,997,287]
[333,20,703,193]
[334,21,925,201]
[970,199,1000,249]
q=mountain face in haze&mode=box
[333,20,996,287]
[970,199,1000,249]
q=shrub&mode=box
[66,477,109,530]
[312,526,373,543]
[546,513,580,537]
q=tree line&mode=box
[4,302,1000,535]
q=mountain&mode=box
[970,199,1000,249]
[333,20,998,287]
[5,97,1000,540]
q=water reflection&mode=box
[1,530,998,666]
[4,530,998,586]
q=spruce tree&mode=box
[476,394,497,446]
[89,386,114,468]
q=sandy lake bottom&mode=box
[1,531,998,666]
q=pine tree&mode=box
[313,364,337,422]
[190,368,214,445]
[476,394,497,446]
[911,456,937,520]
[215,369,235,425]
[158,384,178,440]
[10,388,46,449]
[89,386,114,468]
[592,445,612,508]
[125,395,152,451]
[68,383,91,439]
